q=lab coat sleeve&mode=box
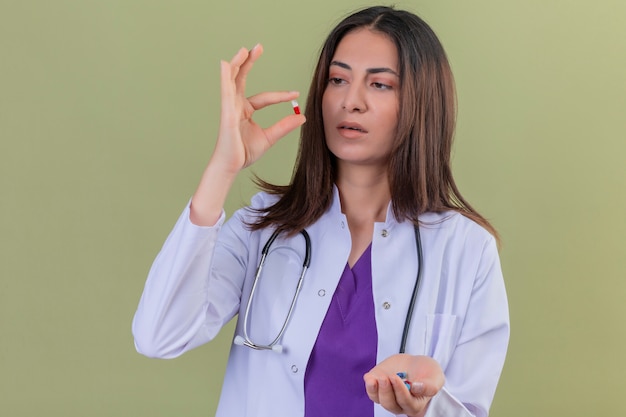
[425,236,510,417]
[132,201,249,359]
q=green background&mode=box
[1,0,625,415]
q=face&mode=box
[322,29,400,169]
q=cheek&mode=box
[383,105,399,133]
[321,91,334,130]
[321,90,332,114]
[390,98,400,126]
[378,105,400,150]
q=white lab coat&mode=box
[133,188,509,417]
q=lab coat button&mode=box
[291,365,298,373]
[341,221,345,229]
[383,302,391,310]
[381,229,389,237]
[318,289,326,297]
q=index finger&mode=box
[376,376,403,414]
[247,91,300,111]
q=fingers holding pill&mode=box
[215,46,305,171]
[363,354,444,417]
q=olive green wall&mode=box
[1,0,624,416]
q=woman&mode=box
[133,6,509,417]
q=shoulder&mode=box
[419,210,497,255]
[224,191,291,242]
[228,191,280,222]
[417,212,502,292]
[219,191,280,251]
[249,191,280,210]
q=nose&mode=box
[341,83,367,113]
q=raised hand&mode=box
[213,44,306,174]
[190,45,306,226]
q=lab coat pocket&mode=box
[424,314,458,369]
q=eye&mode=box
[372,82,392,90]
[328,77,346,85]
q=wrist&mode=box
[189,160,238,226]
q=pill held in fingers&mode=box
[291,100,301,115]
[396,372,412,390]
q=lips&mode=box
[338,121,368,133]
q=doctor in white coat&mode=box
[133,6,509,417]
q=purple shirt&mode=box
[304,245,377,417]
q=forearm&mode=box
[190,156,239,226]
[132,203,225,358]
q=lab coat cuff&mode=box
[424,387,477,417]
[183,198,226,230]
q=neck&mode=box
[336,164,391,225]
[335,163,391,267]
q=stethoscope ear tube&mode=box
[300,229,312,268]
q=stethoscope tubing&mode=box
[235,225,422,354]
[236,230,311,352]
[400,225,423,353]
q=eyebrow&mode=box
[330,60,399,77]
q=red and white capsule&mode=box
[291,100,301,115]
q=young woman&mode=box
[133,6,509,417]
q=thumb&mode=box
[263,114,306,146]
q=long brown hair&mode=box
[249,6,498,241]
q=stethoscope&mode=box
[234,225,423,354]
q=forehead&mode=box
[332,29,398,69]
